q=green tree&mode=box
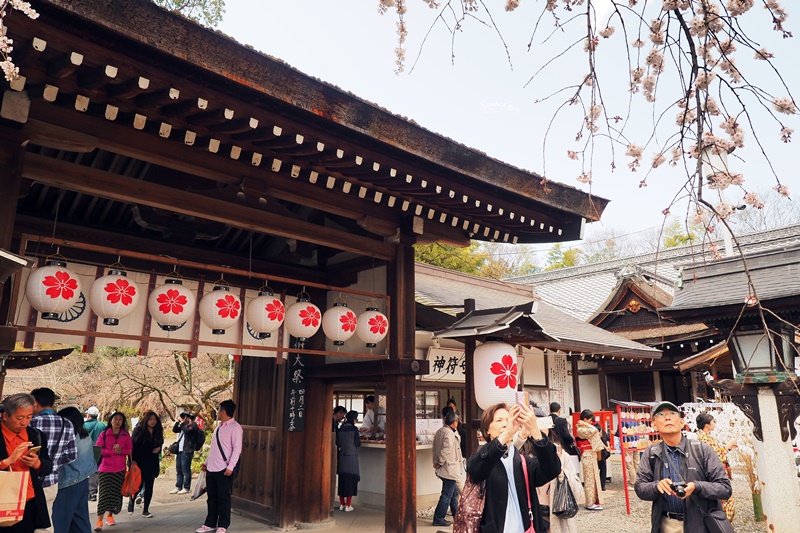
[153,0,225,27]
[414,242,489,276]
[662,219,701,248]
[544,243,582,271]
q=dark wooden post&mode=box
[571,355,581,412]
[598,361,608,410]
[385,235,416,533]
[463,299,478,459]
[0,131,26,327]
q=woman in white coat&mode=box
[547,444,585,533]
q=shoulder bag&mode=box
[686,442,734,533]
[453,475,485,533]
[121,457,142,498]
[520,456,536,533]
[215,428,240,480]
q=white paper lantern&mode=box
[25,260,82,320]
[355,307,388,348]
[199,285,242,335]
[147,278,196,331]
[284,295,321,342]
[473,339,518,410]
[89,269,140,326]
[245,289,284,339]
[322,302,357,346]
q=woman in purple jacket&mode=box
[94,412,132,531]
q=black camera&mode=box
[672,481,687,498]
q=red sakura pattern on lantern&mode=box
[356,307,389,348]
[322,302,357,346]
[147,278,196,332]
[473,339,519,410]
[43,270,79,300]
[103,278,136,305]
[215,294,241,319]
[199,285,241,335]
[157,289,188,315]
[284,293,322,342]
[490,354,518,389]
[89,269,141,326]
[245,289,284,339]
[25,260,83,320]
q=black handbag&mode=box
[695,503,734,533]
[169,441,179,454]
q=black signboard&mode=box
[285,352,308,432]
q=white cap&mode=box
[86,406,100,416]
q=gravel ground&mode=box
[131,455,767,532]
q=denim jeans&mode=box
[433,477,458,523]
[52,478,91,533]
[176,451,193,490]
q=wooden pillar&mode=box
[463,299,478,459]
[0,134,25,326]
[571,356,581,412]
[598,361,608,410]
[299,377,333,524]
[385,235,416,533]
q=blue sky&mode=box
[217,1,798,247]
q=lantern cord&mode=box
[51,192,62,241]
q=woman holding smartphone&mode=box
[94,412,132,531]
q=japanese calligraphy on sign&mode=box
[285,352,308,432]
[421,347,466,383]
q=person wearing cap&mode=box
[634,401,732,533]
[84,407,105,502]
[171,411,203,495]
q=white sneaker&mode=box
[169,488,180,494]
[195,526,215,533]
[587,504,604,511]
[177,488,190,495]
[344,506,354,512]
[339,505,345,511]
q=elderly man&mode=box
[635,401,732,533]
[30,387,77,533]
[432,407,463,527]
[1,393,54,533]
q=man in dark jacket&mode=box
[0,393,54,533]
[635,401,732,533]
[171,412,203,494]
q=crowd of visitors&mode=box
[0,388,238,533]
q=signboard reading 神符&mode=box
[422,347,466,383]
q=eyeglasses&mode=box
[653,410,681,419]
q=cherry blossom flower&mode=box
[299,305,321,328]
[339,311,357,333]
[505,0,520,12]
[772,97,797,115]
[367,314,388,335]
[104,279,137,306]
[577,172,592,184]
[157,289,187,315]
[215,294,241,319]
[652,152,666,168]
[265,299,284,322]
[567,150,579,160]
[489,354,517,390]
[744,294,758,307]
[42,271,78,300]
[754,48,774,60]
[599,26,615,38]
[774,184,790,197]
[780,127,793,143]
[743,192,764,209]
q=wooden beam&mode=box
[21,152,396,260]
[571,356,581,412]
[306,358,429,379]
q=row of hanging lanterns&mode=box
[25,261,388,347]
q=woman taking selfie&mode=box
[466,402,561,533]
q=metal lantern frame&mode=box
[728,321,797,383]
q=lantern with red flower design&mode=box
[322,300,357,346]
[199,284,242,335]
[25,259,83,320]
[147,278,196,331]
[473,338,518,410]
[284,291,321,343]
[356,306,389,348]
[245,287,285,339]
[89,268,140,326]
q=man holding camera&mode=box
[171,412,204,495]
[635,401,732,533]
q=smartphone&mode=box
[28,445,42,455]
[515,390,529,408]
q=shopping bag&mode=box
[552,476,578,518]
[121,463,142,498]
[190,470,207,501]
[0,469,29,527]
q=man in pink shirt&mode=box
[195,400,243,533]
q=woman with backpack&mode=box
[94,411,132,531]
[127,411,164,518]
